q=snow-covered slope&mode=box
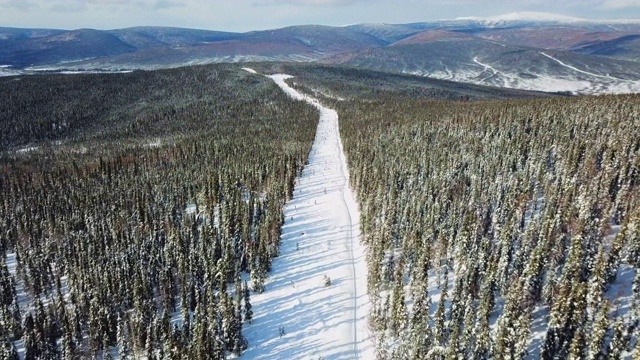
[241,70,375,359]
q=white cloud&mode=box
[50,2,86,12]
[0,0,38,10]
[252,0,369,6]
[154,0,186,9]
[600,0,640,8]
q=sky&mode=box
[1,0,640,31]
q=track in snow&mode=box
[539,52,622,81]
[241,70,375,359]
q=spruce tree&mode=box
[587,300,610,360]
[243,281,253,324]
[607,318,628,360]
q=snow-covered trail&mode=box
[473,56,501,82]
[241,71,375,359]
[539,52,622,81]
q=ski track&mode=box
[241,69,375,359]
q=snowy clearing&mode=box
[241,69,375,359]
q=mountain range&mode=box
[2,12,640,94]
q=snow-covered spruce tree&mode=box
[607,317,629,360]
[243,281,253,323]
[587,300,610,360]
[0,338,18,360]
[409,281,432,359]
[567,326,586,360]
[433,273,448,347]
[495,278,533,360]
[588,245,608,315]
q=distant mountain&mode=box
[322,34,640,94]
[0,28,137,67]
[0,27,65,41]
[343,23,422,43]
[1,13,640,94]
[572,34,640,61]
[111,26,241,49]
[0,24,389,70]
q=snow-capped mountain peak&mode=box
[484,11,585,22]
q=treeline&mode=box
[0,65,318,359]
[337,94,640,359]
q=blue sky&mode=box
[1,0,639,31]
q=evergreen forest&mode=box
[1,63,639,359]
[0,64,318,359]
[337,94,640,359]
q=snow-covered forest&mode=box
[1,63,640,359]
[337,94,640,359]
[0,65,318,359]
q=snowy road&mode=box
[241,71,375,359]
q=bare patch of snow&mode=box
[15,145,39,154]
[144,139,162,148]
[185,203,197,215]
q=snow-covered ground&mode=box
[241,70,375,359]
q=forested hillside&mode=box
[0,65,318,359]
[0,66,295,152]
[250,63,557,102]
[337,94,640,358]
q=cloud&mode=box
[84,0,130,4]
[0,0,38,10]
[47,0,184,12]
[253,0,369,6]
[600,0,640,8]
[154,0,186,9]
[47,0,132,13]
[50,2,87,12]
